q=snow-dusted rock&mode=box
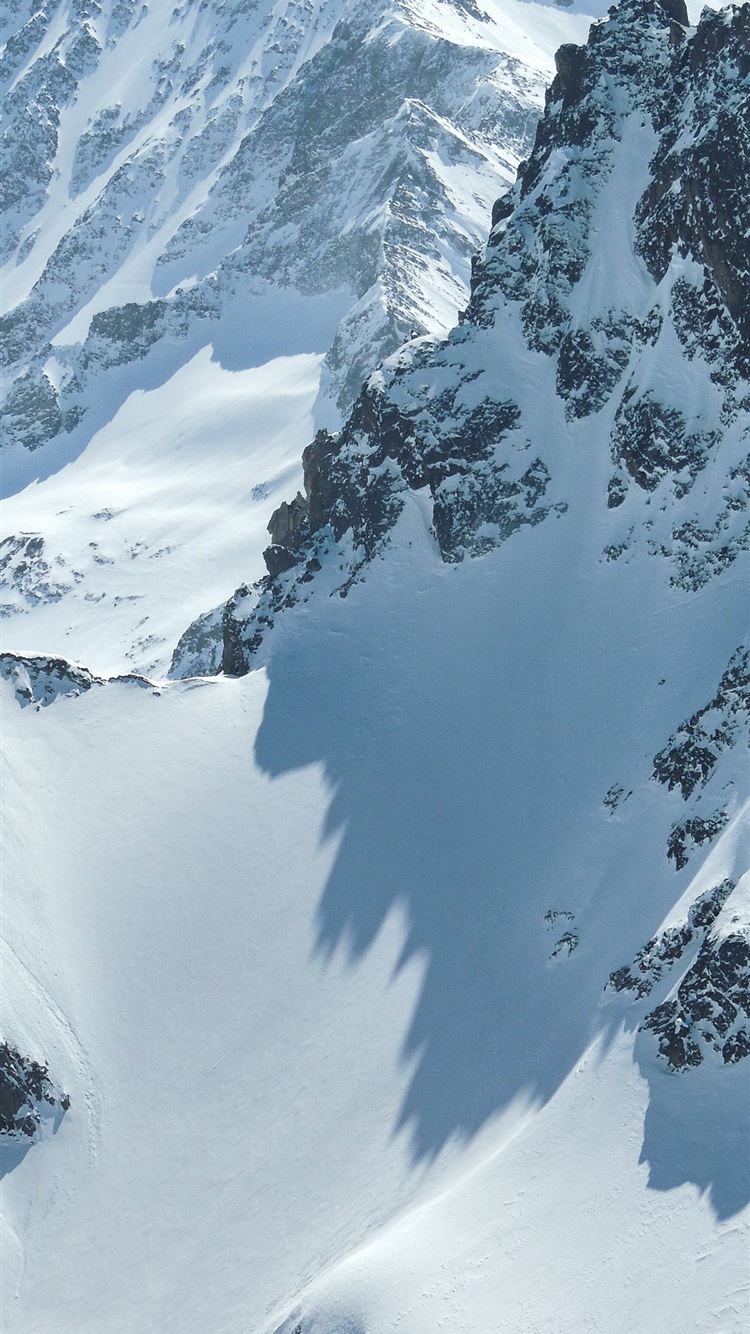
[652,647,750,800]
[0,650,152,707]
[0,1042,69,1141]
[652,646,749,869]
[609,874,733,977]
[609,875,750,1072]
[642,922,750,1070]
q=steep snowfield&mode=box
[1,489,747,1332]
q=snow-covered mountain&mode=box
[198,0,748,671]
[0,0,604,675]
[1,0,748,1331]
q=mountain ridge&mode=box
[1,0,601,676]
[174,0,748,682]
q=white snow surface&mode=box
[2,486,748,1332]
[0,1,747,1331]
[1,335,328,676]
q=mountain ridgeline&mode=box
[174,0,748,671]
[2,0,588,678]
[0,0,548,459]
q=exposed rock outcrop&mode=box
[651,647,749,869]
[642,929,750,1071]
[608,879,735,1000]
[0,1041,69,1139]
[0,651,152,708]
[608,878,749,1072]
[652,647,750,800]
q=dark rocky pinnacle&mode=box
[659,0,689,27]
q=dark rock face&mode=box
[2,370,70,451]
[0,651,97,707]
[551,43,589,109]
[263,544,301,580]
[0,1042,69,1139]
[643,933,750,1072]
[608,879,735,998]
[168,604,224,679]
[606,476,628,509]
[0,19,82,260]
[556,316,639,420]
[635,4,750,375]
[608,879,749,1073]
[610,924,694,999]
[652,648,750,800]
[611,391,719,494]
[544,910,578,960]
[267,493,308,550]
[664,456,750,593]
[550,930,578,959]
[265,491,310,577]
[647,648,749,870]
[658,0,688,26]
[666,812,729,872]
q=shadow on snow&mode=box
[252,528,749,1218]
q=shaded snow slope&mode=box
[1,493,747,1332]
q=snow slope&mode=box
[1,335,329,676]
[1,0,748,1331]
[1,488,747,1331]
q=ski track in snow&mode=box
[0,937,101,1167]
